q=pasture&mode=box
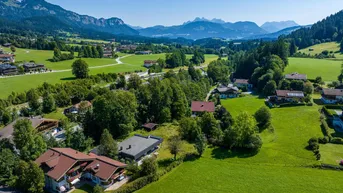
[138,158,343,193]
[0,63,145,99]
[5,48,117,70]
[121,54,219,67]
[137,96,343,193]
[299,42,340,55]
[286,57,341,82]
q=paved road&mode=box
[0,55,131,79]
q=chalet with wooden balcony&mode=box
[35,148,127,193]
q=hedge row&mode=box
[322,106,333,117]
[279,103,306,108]
[320,118,332,139]
[112,159,185,193]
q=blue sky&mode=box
[46,0,343,27]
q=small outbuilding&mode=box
[142,123,158,131]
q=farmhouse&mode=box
[285,72,307,81]
[0,117,59,141]
[35,148,126,192]
[0,64,17,75]
[321,88,343,104]
[214,84,240,99]
[118,134,163,161]
[233,79,253,89]
[191,101,215,116]
[118,45,137,52]
[135,50,152,55]
[143,60,158,68]
[269,90,305,103]
[23,62,46,72]
[64,101,92,114]
[0,54,15,63]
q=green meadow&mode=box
[138,96,343,193]
[0,63,145,99]
[286,57,341,82]
[121,54,219,66]
[298,42,341,56]
[6,48,117,70]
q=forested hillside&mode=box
[287,10,343,49]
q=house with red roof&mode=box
[191,101,215,117]
[35,148,126,193]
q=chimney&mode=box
[129,145,132,149]
[120,146,123,151]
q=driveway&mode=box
[105,177,130,191]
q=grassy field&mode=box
[138,96,343,193]
[320,144,343,165]
[299,42,340,55]
[121,54,219,67]
[0,63,145,99]
[286,57,341,81]
[5,48,117,70]
[138,158,343,193]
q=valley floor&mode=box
[137,96,343,193]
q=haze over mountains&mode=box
[0,0,303,40]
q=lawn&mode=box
[286,57,341,81]
[320,144,343,165]
[221,95,265,116]
[130,123,195,160]
[5,48,117,70]
[73,184,94,193]
[43,108,66,120]
[137,96,343,193]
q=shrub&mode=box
[330,137,343,144]
[320,118,332,139]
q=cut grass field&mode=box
[320,144,343,165]
[286,57,341,82]
[5,48,118,70]
[121,54,219,67]
[0,63,146,99]
[138,96,343,193]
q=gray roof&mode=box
[118,134,163,160]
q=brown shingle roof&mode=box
[276,90,304,98]
[234,79,249,84]
[322,88,343,96]
[86,153,126,180]
[285,73,307,80]
[144,60,157,64]
[35,148,126,181]
[142,123,158,130]
[191,101,215,112]
[0,54,14,58]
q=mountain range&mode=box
[261,21,300,33]
[0,0,301,40]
